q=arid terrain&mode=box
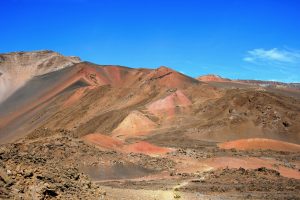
[1,50,300,199]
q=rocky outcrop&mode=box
[0,130,105,199]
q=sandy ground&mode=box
[100,185,231,200]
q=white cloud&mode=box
[244,48,300,64]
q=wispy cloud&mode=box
[244,48,300,64]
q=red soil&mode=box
[146,90,192,118]
[82,133,124,150]
[112,111,156,138]
[63,86,96,108]
[203,156,300,179]
[218,138,300,152]
[197,74,230,82]
[123,141,173,155]
[96,65,150,87]
[103,66,123,85]
[145,66,198,88]
[83,134,171,155]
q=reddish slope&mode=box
[63,87,91,108]
[146,90,192,118]
[197,74,231,82]
[144,66,199,88]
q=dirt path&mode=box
[99,185,233,200]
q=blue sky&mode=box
[1,0,300,82]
